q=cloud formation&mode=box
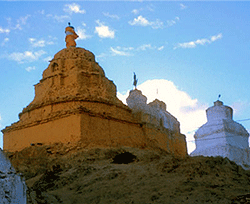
[76,27,91,40]
[117,79,208,153]
[14,15,31,30]
[43,56,53,62]
[29,38,54,47]
[180,3,187,10]
[8,50,46,63]
[129,15,163,29]
[1,38,9,46]
[174,33,223,49]
[98,44,164,58]
[137,44,154,51]
[103,12,120,20]
[95,20,115,39]
[0,27,10,34]
[166,17,180,27]
[110,47,131,56]
[46,14,70,23]
[3,15,30,32]
[64,3,85,14]
[158,46,164,51]
[131,5,154,15]
[25,66,36,72]
[132,9,140,15]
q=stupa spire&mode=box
[65,22,79,48]
[133,72,138,90]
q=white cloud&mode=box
[38,10,45,15]
[180,3,187,10]
[1,38,9,46]
[29,38,44,47]
[110,47,131,56]
[132,9,140,15]
[166,17,180,27]
[0,27,10,34]
[137,44,154,51]
[96,52,108,59]
[117,79,208,154]
[103,12,120,20]
[25,66,36,72]
[8,50,46,63]
[64,3,85,14]
[158,46,164,51]
[29,38,54,47]
[174,33,223,49]
[95,20,115,39]
[18,15,30,24]
[43,56,53,62]
[14,15,31,30]
[211,33,223,42]
[46,14,70,23]
[129,15,149,26]
[76,27,91,40]
[101,44,164,58]
[129,15,163,29]
[131,5,154,15]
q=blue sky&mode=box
[1,1,250,153]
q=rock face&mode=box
[2,47,187,157]
[191,100,250,169]
[0,148,26,203]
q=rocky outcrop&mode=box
[0,148,26,203]
[8,143,250,204]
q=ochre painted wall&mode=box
[3,115,81,152]
[4,112,187,157]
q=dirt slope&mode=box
[6,143,250,204]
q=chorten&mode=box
[191,100,250,168]
[2,24,187,157]
[126,89,180,133]
[0,148,26,203]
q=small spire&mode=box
[218,94,221,101]
[67,22,74,29]
[133,72,138,90]
[65,22,78,48]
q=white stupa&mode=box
[126,89,180,133]
[0,149,26,203]
[191,100,250,169]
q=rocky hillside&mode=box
[6,143,250,204]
